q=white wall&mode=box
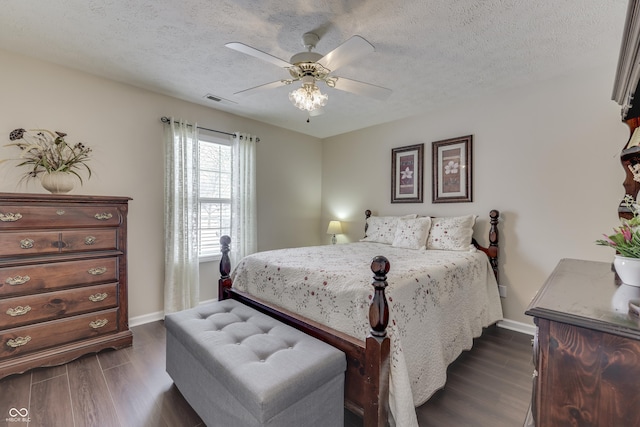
[2,47,629,326]
[0,49,323,319]
[321,66,629,324]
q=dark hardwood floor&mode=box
[413,326,533,427]
[0,322,532,427]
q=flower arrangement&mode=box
[4,128,92,184]
[596,195,640,258]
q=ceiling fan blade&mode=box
[317,35,374,72]
[330,77,392,101]
[234,80,289,97]
[225,42,292,68]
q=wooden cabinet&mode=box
[526,259,640,426]
[613,1,640,218]
[0,193,132,378]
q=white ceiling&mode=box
[0,1,629,138]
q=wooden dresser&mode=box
[525,258,640,426]
[0,193,132,379]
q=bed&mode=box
[218,210,502,427]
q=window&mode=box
[198,134,231,259]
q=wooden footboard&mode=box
[218,236,391,427]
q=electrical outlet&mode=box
[498,285,507,298]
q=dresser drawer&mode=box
[0,205,121,229]
[60,229,117,252]
[0,229,118,257]
[0,257,118,297]
[0,231,62,257]
[0,283,118,329]
[0,309,118,360]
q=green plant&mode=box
[596,195,640,258]
[4,128,92,184]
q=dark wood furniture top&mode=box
[526,258,640,339]
[0,192,132,379]
[526,258,640,426]
[220,209,501,427]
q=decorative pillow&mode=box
[392,217,432,250]
[426,215,477,251]
[361,214,417,244]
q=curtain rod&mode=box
[160,117,260,142]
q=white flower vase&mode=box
[614,255,640,287]
[40,171,75,194]
[611,283,640,312]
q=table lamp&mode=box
[326,220,342,245]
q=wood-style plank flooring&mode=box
[0,322,532,427]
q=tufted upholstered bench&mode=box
[165,299,346,427]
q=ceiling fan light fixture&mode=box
[288,83,328,112]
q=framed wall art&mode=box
[432,135,472,203]
[391,143,424,203]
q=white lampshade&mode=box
[326,220,343,235]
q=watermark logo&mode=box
[6,407,30,423]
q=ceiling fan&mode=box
[225,32,392,114]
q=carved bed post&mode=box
[364,209,372,238]
[488,210,499,281]
[219,235,232,300]
[472,210,500,282]
[364,256,391,427]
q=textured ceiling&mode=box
[0,1,629,138]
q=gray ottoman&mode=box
[165,299,346,427]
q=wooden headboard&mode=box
[363,209,500,281]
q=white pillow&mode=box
[361,214,417,244]
[392,217,432,249]
[426,215,477,251]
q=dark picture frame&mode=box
[432,135,473,203]
[391,143,424,203]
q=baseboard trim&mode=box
[497,318,535,336]
[129,310,164,327]
[129,299,219,327]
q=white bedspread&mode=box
[231,242,503,427]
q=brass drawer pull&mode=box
[6,305,31,317]
[89,319,108,329]
[85,236,96,245]
[20,239,34,249]
[0,212,22,222]
[88,293,108,302]
[7,336,31,348]
[94,213,113,221]
[88,267,107,276]
[6,275,30,286]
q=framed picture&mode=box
[391,143,424,203]
[432,135,472,203]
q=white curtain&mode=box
[163,118,200,314]
[231,132,258,267]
